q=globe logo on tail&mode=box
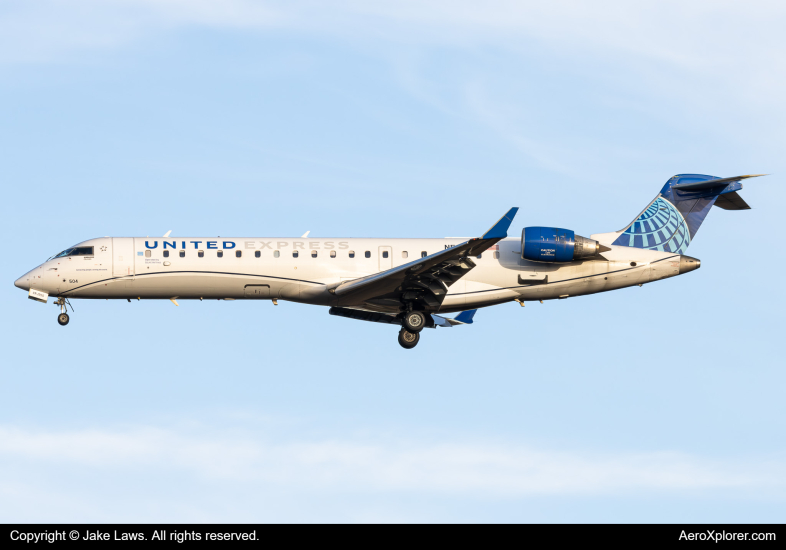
[613,197,690,254]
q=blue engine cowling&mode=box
[521,227,600,262]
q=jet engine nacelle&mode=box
[521,227,600,263]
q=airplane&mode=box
[14,173,759,348]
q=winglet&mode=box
[453,309,476,324]
[163,230,172,238]
[482,208,519,239]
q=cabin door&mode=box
[112,238,135,277]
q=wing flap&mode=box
[329,307,402,325]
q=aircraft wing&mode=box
[331,208,518,312]
[329,307,478,328]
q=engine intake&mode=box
[521,227,600,263]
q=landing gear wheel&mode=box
[398,329,420,349]
[402,310,427,333]
[57,313,70,326]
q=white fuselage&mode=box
[16,236,688,313]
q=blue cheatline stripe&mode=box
[60,271,325,295]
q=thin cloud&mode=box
[0,424,781,497]
[2,0,782,171]
[2,1,785,74]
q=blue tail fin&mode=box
[612,174,761,254]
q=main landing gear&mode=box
[402,310,427,333]
[397,310,427,349]
[55,297,72,326]
[398,329,420,349]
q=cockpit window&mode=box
[53,246,94,258]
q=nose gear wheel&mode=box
[55,297,73,326]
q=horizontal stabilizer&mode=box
[714,191,751,210]
[672,174,766,191]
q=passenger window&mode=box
[365,251,370,258]
[179,250,185,258]
[293,251,298,258]
[493,251,499,259]
[273,250,280,258]
[349,251,355,258]
[421,251,427,258]
[476,253,482,259]
[382,251,388,258]
[236,250,242,258]
[145,250,151,258]
[330,251,336,258]
[255,251,260,258]
[402,251,408,259]
[163,250,169,258]
[198,250,204,258]
[311,251,317,258]
[217,251,223,258]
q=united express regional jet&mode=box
[15,174,758,348]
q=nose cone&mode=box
[14,267,37,291]
[679,255,701,274]
[14,275,30,291]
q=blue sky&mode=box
[1,0,785,522]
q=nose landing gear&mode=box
[55,297,72,326]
